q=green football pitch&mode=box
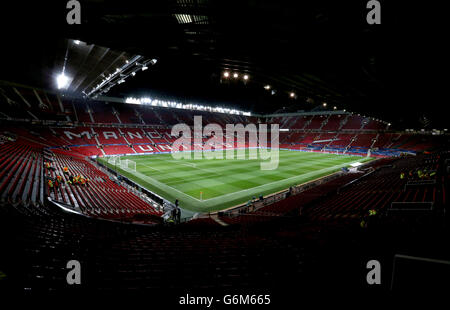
[98,150,373,213]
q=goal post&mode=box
[120,159,136,172]
[106,156,136,172]
[127,159,136,172]
[108,156,117,165]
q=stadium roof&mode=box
[0,0,445,128]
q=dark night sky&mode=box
[0,1,447,129]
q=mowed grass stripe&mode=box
[100,150,372,212]
[124,151,359,199]
[161,156,345,184]
[128,150,341,172]
[169,156,350,194]
[168,158,352,192]
[132,151,353,185]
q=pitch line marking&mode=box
[163,155,354,188]
[126,157,365,204]
[140,163,163,173]
[147,156,224,176]
[128,169,203,202]
[197,158,365,202]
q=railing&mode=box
[92,157,168,211]
[405,179,436,187]
[337,168,375,194]
[389,201,434,211]
[220,171,346,218]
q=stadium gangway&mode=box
[388,201,434,212]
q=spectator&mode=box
[417,169,423,179]
[171,208,177,222]
[54,179,60,190]
[176,207,181,224]
[360,218,367,229]
[286,190,291,198]
[56,175,63,184]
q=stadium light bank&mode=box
[171,116,279,170]
[125,97,251,116]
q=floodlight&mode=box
[56,73,69,89]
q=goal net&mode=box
[108,156,119,165]
[107,156,136,172]
[120,159,136,172]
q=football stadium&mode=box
[0,0,449,303]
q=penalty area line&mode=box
[123,156,366,206]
